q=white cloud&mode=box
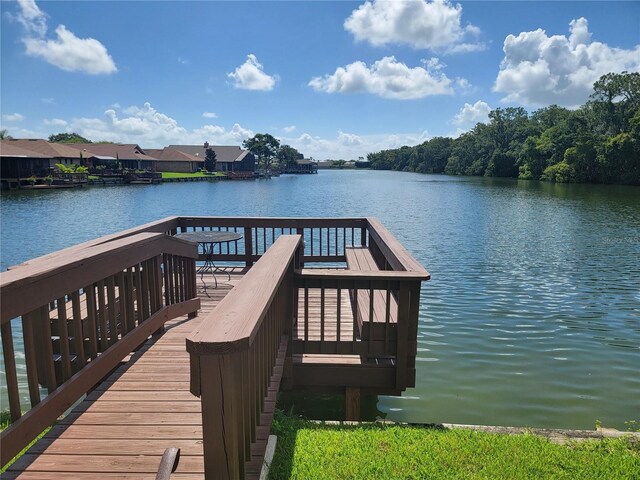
[494,17,640,107]
[2,113,25,122]
[283,125,296,133]
[309,56,454,99]
[177,56,189,65]
[15,0,46,37]
[44,118,67,126]
[453,100,491,126]
[338,130,362,146]
[0,126,43,138]
[344,0,484,53]
[61,102,253,147]
[202,112,218,118]
[283,130,432,160]
[228,54,277,91]
[41,97,55,104]
[15,0,116,75]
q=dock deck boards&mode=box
[6,268,365,479]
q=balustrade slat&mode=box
[126,267,136,331]
[320,282,325,345]
[352,288,358,345]
[337,287,341,342]
[106,277,118,346]
[135,263,145,323]
[84,284,98,359]
[385,285,391,355]
[172,258,180,304]
[71,291,86,369]
[241,350,251,459]
[118,271,130,336]
[36,305,57,393]
[304,286,309,342]
[140,260,151,321]
[250,340,258,443]
[56,296,72,382]
[368,286,374,357]
[97,280,108,352]
[234,352,246,474]
[164,256,172,309]
[22,311,41,407]
[150,256,160,313]
[2,320,22,421]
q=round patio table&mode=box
[175,231,243,294]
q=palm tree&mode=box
[0,129,13,140]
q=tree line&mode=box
[366,72,640,185]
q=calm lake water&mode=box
[1,170,639,429]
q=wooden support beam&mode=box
[345,387,360,421]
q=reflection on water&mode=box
[1,171,639,429]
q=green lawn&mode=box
[160,171,225,179]
[269,412,640,479]
[0,411,51,473]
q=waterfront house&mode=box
[68,143,158,171]
[282,158,318,174]
[168,143,256,173]
[144,147,204,173]
[0,139,88,188]
[317,160,333,169]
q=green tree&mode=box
[589,72,640,135]
[0,129,12,140]
[48,132,90,144]
[485,107,531,177]
[204,147,217,171]
[243,133,280,171]
[277,144,300,169]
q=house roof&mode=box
[167,145,251,163]
[1,139,86,159]
[67,143,157,162]
[145,148,204,163]
[296,159,316,165]
[0,140,50,158]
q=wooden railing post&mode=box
[395,282,411,391]
[200,353,243,480]
[187,235,300,480]
[244,226,253,267]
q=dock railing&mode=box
[0,232,200,466]
[186,235,301,480]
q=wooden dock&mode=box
[1,217,429,479]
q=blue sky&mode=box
[1,1,639,159]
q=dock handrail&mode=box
[186,235,301,480]
[0,232,200,466]
[8,216,181,270]
[366,217,430,275]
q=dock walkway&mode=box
[4,271,359,479]
[5,274,240,479]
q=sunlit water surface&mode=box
[2,170,639,429]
